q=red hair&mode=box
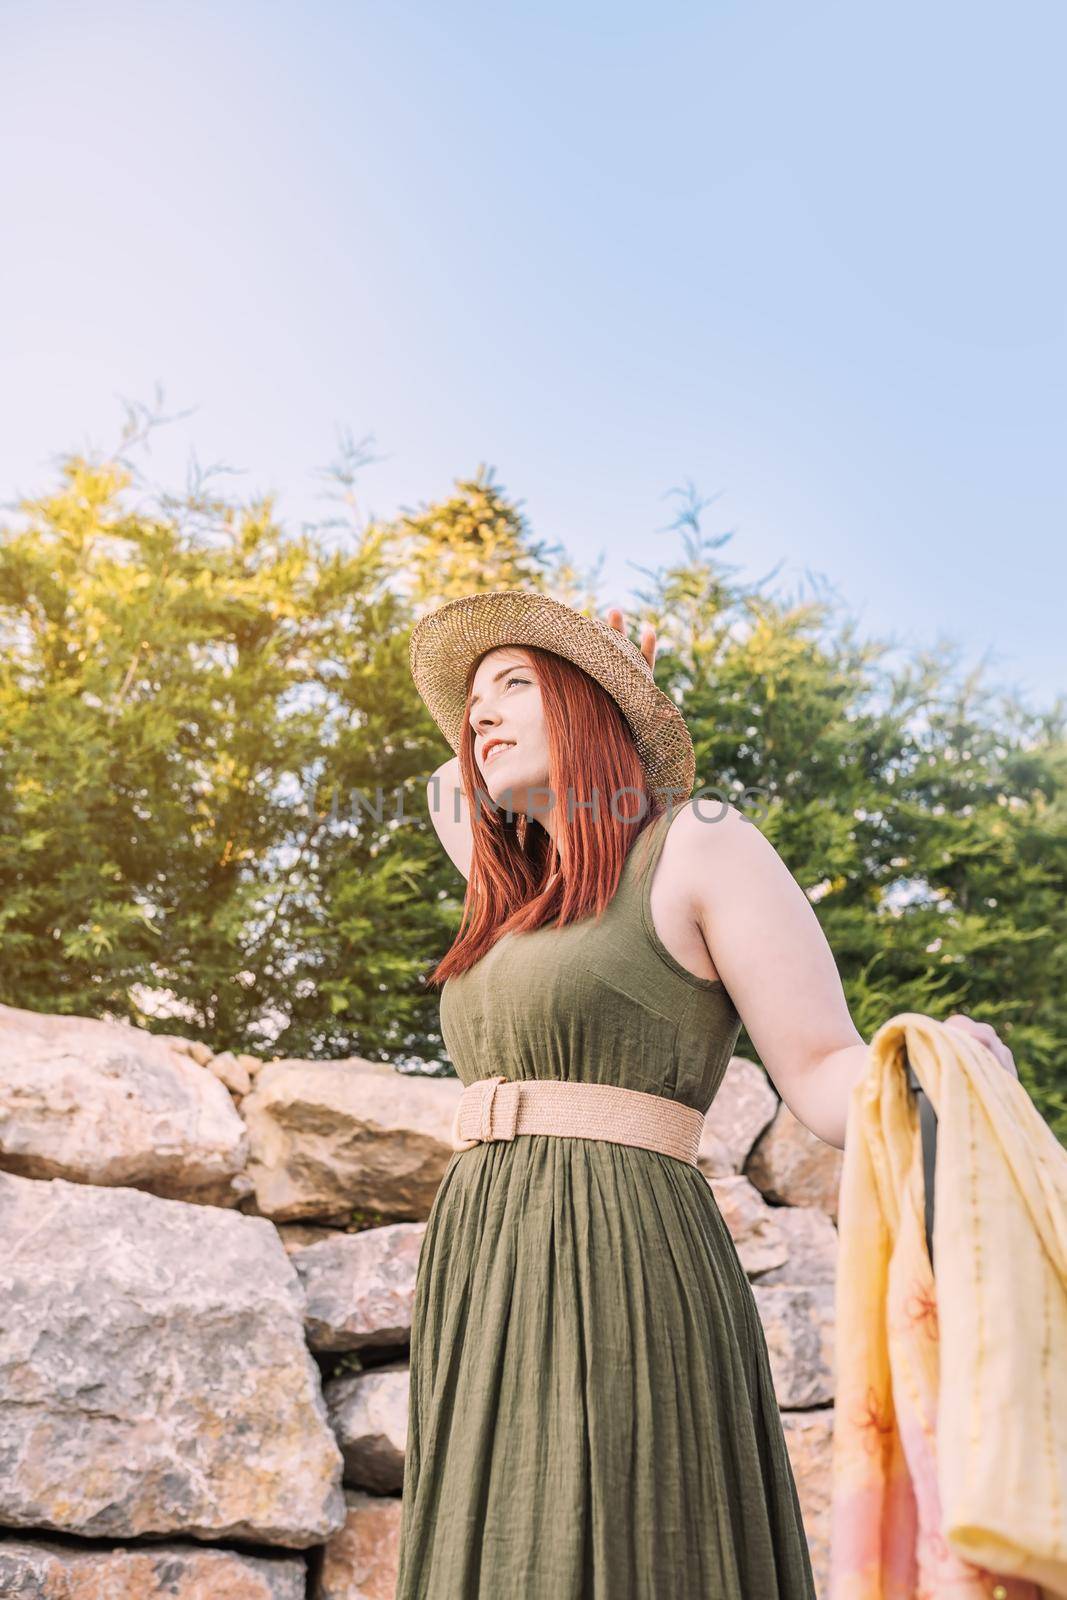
[427,645,667,986]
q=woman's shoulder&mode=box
[670,794,748,840]
[648,795,753,897]
[645,794,747,857]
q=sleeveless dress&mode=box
[395,799,818,1599]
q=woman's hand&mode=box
[944,1013,1019,1080]
[605,606,657,671]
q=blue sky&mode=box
[2,0,1063,706]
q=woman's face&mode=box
[467,646,552,819]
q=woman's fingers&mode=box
[944,1013,1019,1079]
[605,607,657,670]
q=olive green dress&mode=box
[395,800,817,1599]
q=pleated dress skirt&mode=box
[395,802,818,1599]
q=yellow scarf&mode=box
[829,1011,1067,1599]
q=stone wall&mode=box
[0,1002,841,1598]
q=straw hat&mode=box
[408,587,695,800]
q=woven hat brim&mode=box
[409,588,695,801]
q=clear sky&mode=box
[2,0,1063,706]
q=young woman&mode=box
[396,586,1016,1599]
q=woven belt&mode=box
[450,1074,705,1166]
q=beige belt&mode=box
[450,1074,705,1166]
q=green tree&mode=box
[0,432,571,1064]
[393,462,561,604]
[1,436,1062,1145]
[630,486,1067,1141]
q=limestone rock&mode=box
[781,1407,834,1599]
[751,1283,836,1408]
[276,1221,344,1251]
[240,1059,459,1224]
[744,1097,844,1219]
[0,1170,346,1546]
[324,1361,409,1493]
[187,1040,215,1066]
[314,1489,404,1600]
[288,1222,427,1351]
[0,1015,251,1207]
[206,1049,253,1096]
[749,1203,839,1288]
[0,1537,307,1597]
[707,1174,788,1277]
[0,1004,206,1069]
[698,1056,779,1177]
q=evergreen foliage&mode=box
[1,431,1062,1141]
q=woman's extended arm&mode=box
[676,799,1015,1151]
[676,800,866,1150]
[426,755,472,879]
